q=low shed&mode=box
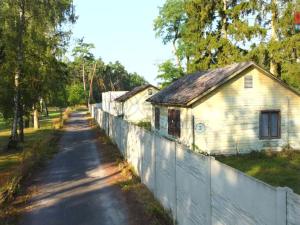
[102,91,127,116]
[115,84,159,122]
[147,61,300,155]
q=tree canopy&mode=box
[154,0,300,88]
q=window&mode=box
[155,107,160,130]
[244,75,253,88]
[168,109,180,138]
[259,110,281,139]
[148,88,153,95]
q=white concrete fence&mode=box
[89,104,300,225]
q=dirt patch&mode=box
[94,128,173,225]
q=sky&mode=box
[69,0,173,85]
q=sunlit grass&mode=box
[0,109,63,189]
[216,150,300,194]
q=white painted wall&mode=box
[122,87,159,122]
[91,105,300,225]
[152,68,300,154]
[102,91,127,116]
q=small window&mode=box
[148,88,153,95]
[259,110,281,139]
[244,75,253,88]
[168,109,180,138]
[155,107,160,130]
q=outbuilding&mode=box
[115,84,159,122]
[102,91,128,116]
[147,61,300,155]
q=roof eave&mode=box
[148,101,188,107]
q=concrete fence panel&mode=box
[89,105,300,225]
[211,158,287,225]
[176,144,211,225]
[140,129,156,193]
[287,190,300,225]
[126,124,143,176]
[154,135,176,216]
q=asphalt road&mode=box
[21,111,131,225]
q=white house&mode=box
[115,84,159,122]
[147,61,300,155]
[102,91,127,116]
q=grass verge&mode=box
[216,150,300,194]
[0,107,72,224]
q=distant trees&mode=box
[154,0,300,88]
[67,39,147,106]
[157,60,184,88]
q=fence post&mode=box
[276,187,287,225]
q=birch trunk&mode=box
[82,64,86,91]
[33,108,39,129]
[18,102,24,142]
[10,0,25,144]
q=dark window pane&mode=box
[261,113,269,137]
[270,112,279,137]
[175,110,180,137]
[168,109,180,137]
[168,109,174,135]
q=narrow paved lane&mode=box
[21,111,130,225]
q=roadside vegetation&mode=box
[216,150,300,194]
[135,121,151,131]
[0,108,72,224]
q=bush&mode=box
[66,84,86,106]
[135,121,151,131]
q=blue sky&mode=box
[69,0,173,84]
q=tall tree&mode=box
[154,0,187,68]
[0,0,76,147]
[72,38,95,91]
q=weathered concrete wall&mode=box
[123,87,158,123]
[90,104,300,225]
[176,144,211,225]
[211,158,287,225]
[287,190,300,225]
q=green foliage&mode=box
[154,0,186,45]
[0,0,76,143]
[135,121,151,131]
[67,84,86,106]
[155,0,300,89]
[216,150,300,194]
[157,60,184,88]
[72,38,95,61]
[68,39,147,104]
